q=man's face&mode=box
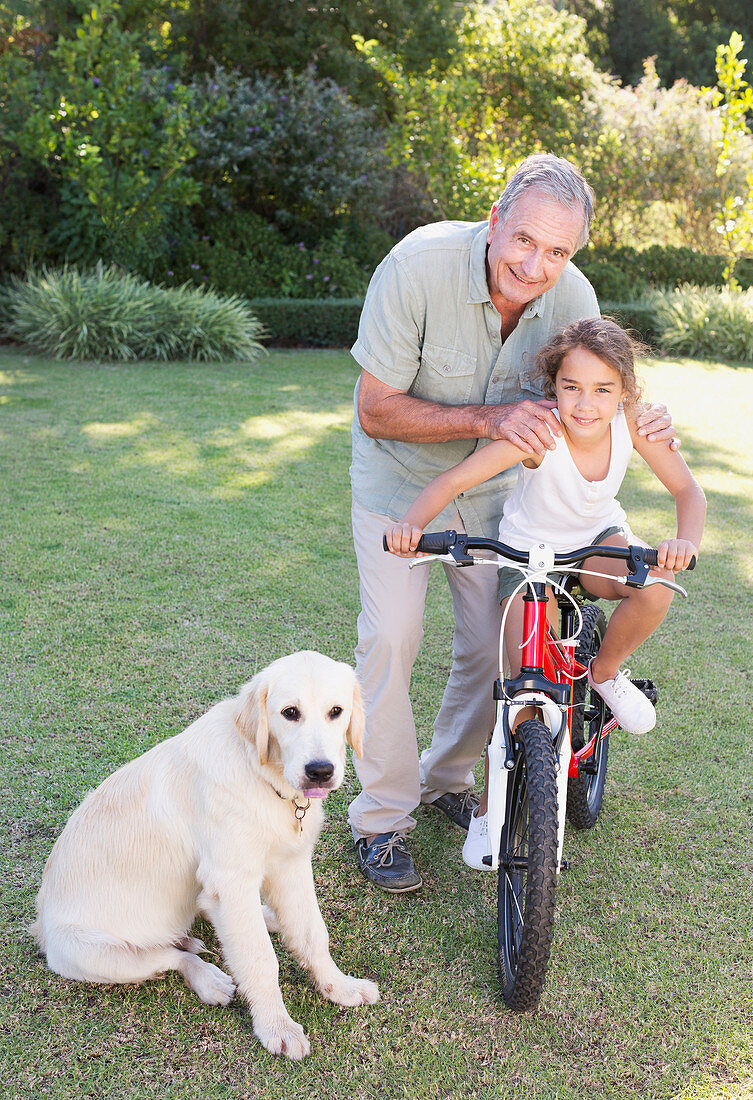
[486,189,583,311]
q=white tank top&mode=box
[497,408,632,553]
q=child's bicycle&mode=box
[386,530,695,1012]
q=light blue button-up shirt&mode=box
[350,219,599,538]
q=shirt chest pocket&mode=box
[516,368,550,401]
[412,343,478,404]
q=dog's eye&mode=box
[328,706,343,720]
[281,706,301,722]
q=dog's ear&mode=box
[346,676,365,759]
[234,677,269,765]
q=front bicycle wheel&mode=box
[566,603,609,830]
[497,718,558,1012]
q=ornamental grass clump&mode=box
[646,284,753,361]
[0,264,265,362]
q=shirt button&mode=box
[443,364,451,373]
[492,375,499,383]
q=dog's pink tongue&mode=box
[303,788,329,799]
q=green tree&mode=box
[358,0,600,222]
[708,32,753,283]
[563,0,753,87]
[1,0,205,268]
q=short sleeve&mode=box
[350,251,426,392]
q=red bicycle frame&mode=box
[519,587,617,778]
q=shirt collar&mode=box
[467,220,545,317]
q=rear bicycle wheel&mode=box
[497,718,559,1012]
[566,603,609,830]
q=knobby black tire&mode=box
[497,718,559,1013]
[566,603,610,830]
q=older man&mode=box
[348,154,674,891]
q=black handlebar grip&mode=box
[416,531,454,554]
[687,555,697,571]
[382,535,389,552]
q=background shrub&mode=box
[644,285,753,360]
[249,298,363,347]
[150,211,386,300]
[0,264,265,362]
[599,301,660,347]
[189,66,391,236]
[583,244,753,297]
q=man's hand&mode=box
[636,402,681,451]
[484,399,561,455]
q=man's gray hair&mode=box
[496,154,595,251]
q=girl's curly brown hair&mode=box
[536,316,646,406]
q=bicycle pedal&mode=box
[630,677,658,707]
[482,855,492,867]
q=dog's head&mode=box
[234,651,364,797]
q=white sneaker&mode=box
[588,667,656,735]
[462,811,493,871]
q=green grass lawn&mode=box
[1,346,751,1100]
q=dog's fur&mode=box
[32,650,379,1060]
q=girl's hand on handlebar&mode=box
[384,522,425,558]
[657,538,698,572]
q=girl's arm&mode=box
[385,437,536,556]
[627,412,706,571]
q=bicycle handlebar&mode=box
[382,530,696,579]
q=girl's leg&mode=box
[577,534,675,681]
[575,534,674,734]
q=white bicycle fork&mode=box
[487,692,571,873]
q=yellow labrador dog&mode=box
[33,651,379,1060]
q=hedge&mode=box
[581,245,753,301]
[251,297,363,348]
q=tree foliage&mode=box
[357,0,599,222]
[1,0,204,270]
[708,32,753,283]
[563,0,753,87]
[1,0,751,288]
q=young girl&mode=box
[384,317,706,870]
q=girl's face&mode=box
[554,347,625,440]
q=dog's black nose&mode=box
[304,760,335,782]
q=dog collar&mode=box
[270,784,311,835]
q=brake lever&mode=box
[408,553,496,570]
[617,574,688,598]
[408,554,456,569]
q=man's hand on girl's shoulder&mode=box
[635,402,681,450]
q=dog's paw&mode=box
[184,957,236,1006]
[256,1015,310,1061]
[320,974,380,1007]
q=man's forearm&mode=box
[359,391,493,443]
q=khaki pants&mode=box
[348,501,504,840]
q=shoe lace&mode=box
[612,669,633,699]
[456,790,479,815]
[371,834,409,867]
